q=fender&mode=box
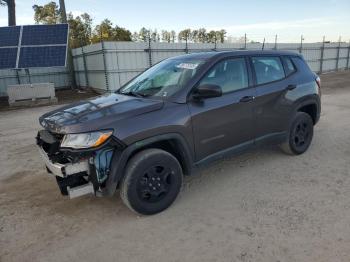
[104,133,194,196]
[294,94,321,124]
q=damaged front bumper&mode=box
[37,145,90,178]
[36,130,124,199]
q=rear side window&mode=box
[282,56,297,76]
[252,56,285,85]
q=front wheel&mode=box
[280,112,314,155]
[120,148,183,215]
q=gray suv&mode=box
[36,50,321,215]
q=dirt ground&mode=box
[1,71,350,262]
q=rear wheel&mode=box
[280,112,314,155]
[120,148,183,215]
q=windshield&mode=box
[118,58,205,98]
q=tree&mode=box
[161,30,171,43]
[1,0,16,26]
[67,12,92,48]
[132,31,139,42]
[217,29,226,43]
[33,1,60,24]
[113,26,132,41]
[207,30,217,43]
[138,27,149,42]
[178,29,191,42]
[197,28,207,43]
[191,30,199,42]
[91,19,132,43]
[170,30,176,43]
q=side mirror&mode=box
[192,84,222,100]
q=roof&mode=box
[171,50,301,61]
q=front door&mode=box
[188,57,256,161]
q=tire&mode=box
[280,112,314,155]
[120,148,183,215]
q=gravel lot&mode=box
[1,71,350,262]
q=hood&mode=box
[39,93,164,134]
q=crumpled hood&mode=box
[39,93,164,134]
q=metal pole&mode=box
[25,68,31,84]
[185,38,188,54]
[346,40,350,70]
[59,0,76,89]
[274,34,277,50]
[15,69,20,84]
[262,38,265,50]
[336,36,341,71]
[59,0,67,23]
[101,41,109,92]
[81,46,89,88]
[148,33,152,67]
[299,35,303,54]
[244,33,247,49]
[214,35,216,51]
[320,36,325,74]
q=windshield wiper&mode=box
[120,90,147,98]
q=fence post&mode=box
[148,35,152,67]
[185,38,188,54]
[81,46,89,88]
[274,34,278,50]
[299,35,303,54]
[262,38,265,50]
[336,36,341,71]
[101,41,109,92]
[244,33,247,49]
[347,40,350,70]
[319,36,325,74]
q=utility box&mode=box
[7,83,57,106]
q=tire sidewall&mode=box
[288,112,314,155]
[122,149,183,215]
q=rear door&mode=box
[250,55,296,141]
[188,57,256,161]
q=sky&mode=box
[0,0,350,43]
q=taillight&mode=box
[316,76,321,89]
[315,76,321,96]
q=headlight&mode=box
[60,130,113,149]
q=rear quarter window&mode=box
[252,56,285,85]
[282,56,297,76]
[291,56,313,74]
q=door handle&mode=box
[239,96,255,102]
[286,84,297,91]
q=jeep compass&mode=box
[36,51,321,215]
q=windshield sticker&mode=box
[176,63,199,70]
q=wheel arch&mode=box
[294,96,321,125]
[105,133,194,195]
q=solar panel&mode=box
[0,24,68,69]
[21,24,68,45]
[19,46,67,68]
[0,26,21,47]
[0,48,18,69]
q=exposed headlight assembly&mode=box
[60,130,113,149]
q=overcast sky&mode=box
[1,0,349,43]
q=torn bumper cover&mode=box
[37,145,90,178]
[36,130,121,199]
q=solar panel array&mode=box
[0,24,68,69]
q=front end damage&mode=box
[36,129,124,198]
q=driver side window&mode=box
[199,58,249,94]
